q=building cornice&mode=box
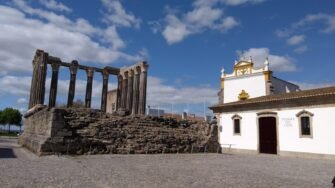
[209,86,335,113]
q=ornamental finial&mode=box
[221,67,225,78]
[264,57,269,71]
[248,56,253,63]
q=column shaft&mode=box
[28,62,38,109]
[116,75,123,110]
[85,69,94,108]
[35,52,48,106]
[131,70,140,115]
[120,72,128,109]
[67,61,78,107]
[138,66,148,115]
[48,63,60,107]
[126,71,134,112]
[101,69,109,112]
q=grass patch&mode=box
[0,132,18,137]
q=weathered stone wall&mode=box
[19,108,69,155]
[19,107,220,156]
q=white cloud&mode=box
[294,45,308,54]
[0,76,31,96]
[12,0,97,36]
[0,2,144,74]
[286,35,305,45]
[162,15,191,44]
[161,0,240,44]
[17,98,27,104]
[193,0,220,7]
[0,74,218,110]
[275,29,291,38]
[291,81,335,90]
[193,0,266,6]
[221,0,265,6]
[294,13,335,33]
[214,16,239,31]
[147,77,218,106]
[276,13,335,53]
[103,26,126,50]
[138,48,149,60]
[38,0,72,13]
[148,20,162,34]
[237,48,296,72]
[101,0,141,29]
[0,74,118,107]
[185,6,223,28]
[276,13,335,38]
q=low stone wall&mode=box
[19,108,68,155]
[19,107,220,156]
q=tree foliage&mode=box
[0,108,22,132]
[0,110,3,131]
[0,110,3,124]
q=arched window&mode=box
[232,114,242,135]
[296,110,314,138]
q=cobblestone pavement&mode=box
[0,137,334,188]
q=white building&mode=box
[146,106,165,117]
[210,58,335,159]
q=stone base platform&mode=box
[19,107,220,156]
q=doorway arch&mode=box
[257,112,278,154]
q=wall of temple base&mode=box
[19,108,70,155]
[19,107,220,156]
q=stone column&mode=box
[101,68,109,112]
[116,75,123,110]
[67,60,78,107]
[131,67,140,115]
[120,71,128,109]
[48,62,60,108]
[34,51,48,107]
[138,63,149,115]
[28,55,39,109]
[85,68,94,108]
[126,70,134,112]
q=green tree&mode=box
[0,110,4,133]
[0,108,22,133]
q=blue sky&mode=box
[0,0,335,115]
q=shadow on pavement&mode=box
[0,148,17,158]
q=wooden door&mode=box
[259,117,277,154]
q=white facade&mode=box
[219,106,335,157]
[220,58,299,104]
[212,58,335,159]
[224,73,266,103]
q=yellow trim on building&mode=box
[234,61,254,76]
[263,71,272,81]
[221,78,224,89]
[238,90,250,100]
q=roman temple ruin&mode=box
[19,49,220,156]
[28,49,148,115]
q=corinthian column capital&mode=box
[128,69,134,77]
[69,60,79,75]
[102,68,109,80]
[51,62,60,71]
[140,62,149,73]
[86,68,95,78]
